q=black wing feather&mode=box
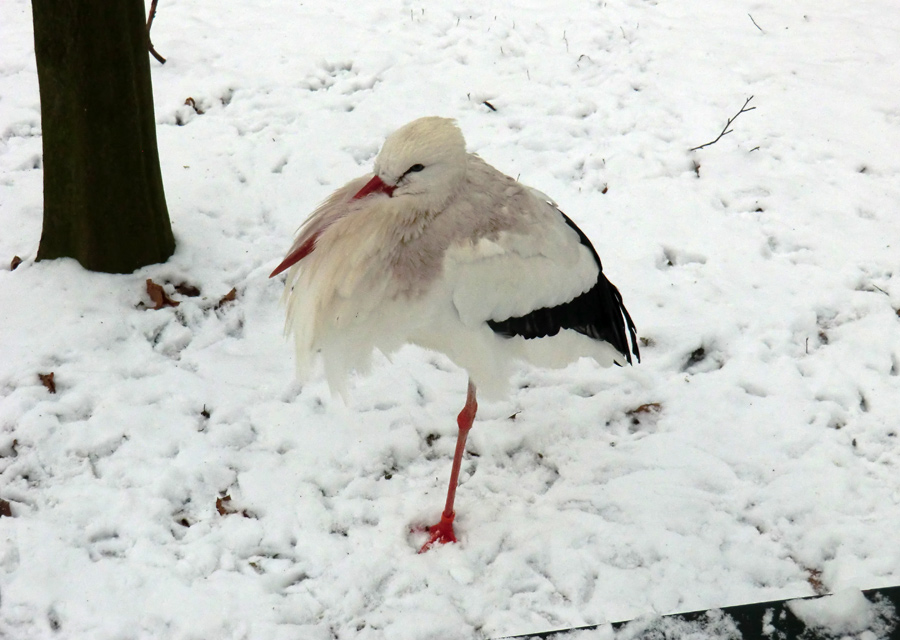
[487,212,640,365]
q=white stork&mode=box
[271,117,639,552]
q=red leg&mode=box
[419,380,477,553]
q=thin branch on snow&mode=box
[748,14,764,33]
[690,96,756,152]
[147,0,166,64]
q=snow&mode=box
[1,0,900,638]
[788,589,896,638]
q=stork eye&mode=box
[406,164,425,174]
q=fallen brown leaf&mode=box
[625,402,662,425]
[146,279,179,310]
[806,568,826,595]
[0,499,11,517]
[216,287,237,309]
[629,402,662,415]
[39,372,56,394]
[216,495,234,516]
[10,256,22,271]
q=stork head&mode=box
[353,117,468,213]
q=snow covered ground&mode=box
[2,0,900,637]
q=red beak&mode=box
[269,233,319,278]
[270,176,394,278]
[353,175,395,200]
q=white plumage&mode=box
[271,117,638,550]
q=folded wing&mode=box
[445,201,639,365]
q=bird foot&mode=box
[416,511,457,553]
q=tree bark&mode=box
[32,0,175,273]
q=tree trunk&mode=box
[32,0,175,274]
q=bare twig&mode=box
[146,0,159,30]
[147,0,166,64]
[690,96,756,152]
[149,44,166,65]
[748,14,764,32]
